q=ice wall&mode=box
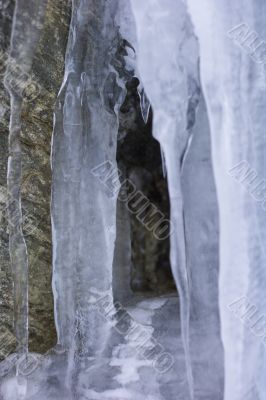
[187,1,266,399]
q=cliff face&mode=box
[0,0,71,353]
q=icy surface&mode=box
[181,94,224,398]
[112,197,133,304]
[51,3,130,395]
[129,1,222,398]
[0,296,191,400]
[129,1,192,395]
[187,1,266,399]
[2,1,265,399]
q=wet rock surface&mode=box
[0,0,71,353]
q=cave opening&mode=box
[114,77,177,301]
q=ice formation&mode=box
[187,1,266,399]
[130,1,223,398]
[1,0,265,399]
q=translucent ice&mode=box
[130,0,202,396]
[51,0,133,395]
[2,1,264,400]
[187,0,266,399]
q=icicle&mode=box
[51,0,129,396]
[137,84,151,123]
[129,0,199,397]
[187,1,266,399]
[160,145,167,178]
[4,0,47,356]
[181,93,224,398]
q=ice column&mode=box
[51,0,128,361]
[187,1,266,399]
[130,0,201,396]
[182,95,224,399]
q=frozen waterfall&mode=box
[1,0,266,400]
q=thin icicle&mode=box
[137,85,151,123]
[160,145,167,178]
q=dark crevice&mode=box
[115,77,176,298]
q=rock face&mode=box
[0,0,71,353]
[20,0,71,354]
[0,0,15,356]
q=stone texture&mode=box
[21,0,71,353]
[0,0,71,354]
[0,0,16,357]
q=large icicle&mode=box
[187,1,266,399]
[130,1,200,397]
[4,0,47,356]
[181,94,224,399]
[51,0,129,394]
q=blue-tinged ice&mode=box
[187,1,266,399]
